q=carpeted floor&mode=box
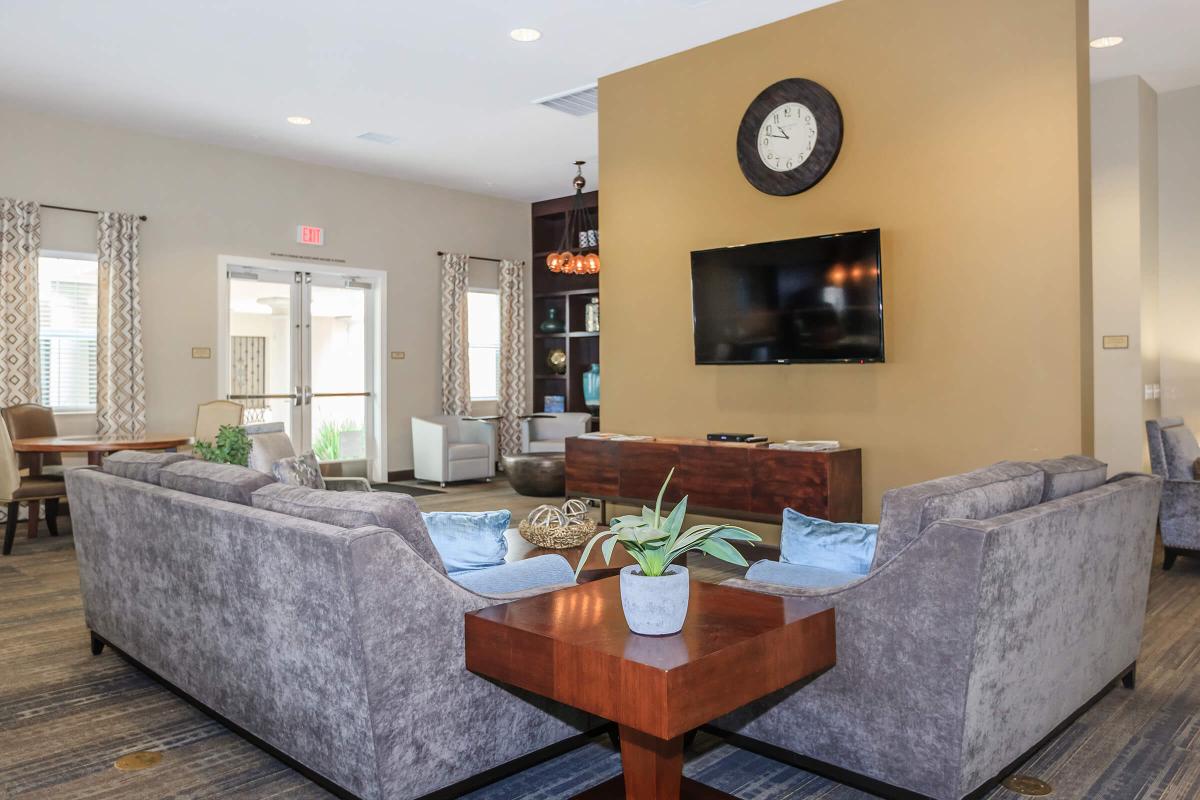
[3,479,1200,799]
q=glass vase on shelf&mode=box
[539,306,565,334]
[584,297,600,332]
[582,364,600,411]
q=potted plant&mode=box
[575,469,761,635]
[193,424,251,467]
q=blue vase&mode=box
[582,364,600,411]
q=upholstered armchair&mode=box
[520,413,591,454]
[1146,417,1200,569]
[411,416,495,486]
[245,422,371,492]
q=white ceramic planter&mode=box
[619,564,690,636]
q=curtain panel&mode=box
[497,258,528,457]
[0,198,42,407]
[440,252,472,417]
[96,212,147,436]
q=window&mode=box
[467,289,501,401]
[38,254,98,411]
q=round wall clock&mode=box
[736,78,843,196]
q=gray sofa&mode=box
[65,458,590,800]
[717,458,1162,800]
[1146,417,1200,568]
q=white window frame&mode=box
[467,287,501,402]
[38,249,99,414]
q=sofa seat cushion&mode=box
[1163,425,1200,480]
[1038,455,1107,501]
[744,559,862,590]
[448,442,489,461]
[159,460,275,505]
[873,460,1044,568]
[102,450,192,485]
[422,510,510,572]
[449,554,574,595]
[252,483,446,574]
[781,508,877,575]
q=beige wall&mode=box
[1159,85,1200,426]
[0,102,530,474]
[598,0,1091,521]
[1090,76,1159,473]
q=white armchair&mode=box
[244,422,371,492]
[411,415,496,486]
[520,413,592,454]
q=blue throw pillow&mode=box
[780,508,878,576]
[421,510,511,573]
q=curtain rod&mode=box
[436,251,501,263]
[41,203,148,222]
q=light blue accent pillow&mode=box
[781,508,878,576]
[422,510,511,573]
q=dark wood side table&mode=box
[465,578,835,798]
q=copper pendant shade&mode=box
[546,161,600,275]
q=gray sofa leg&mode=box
[90,632,105,656]
[1122,663,1136,690]
[1164,548,1178,571]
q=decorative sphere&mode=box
[528,504,567,528]
[562,498,589,524]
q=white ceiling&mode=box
[1089,0,1200,92]
[1,1,1195,202]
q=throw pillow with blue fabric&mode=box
[745,508,879,589]
[422,510,511,573]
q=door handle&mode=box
[294,386,304,407]
[304,386,313,405]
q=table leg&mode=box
[572,726,732,799]
[87,451,104,467]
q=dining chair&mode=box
[0,416,67,555]
[2,403,64,477]
[195,400,245,444]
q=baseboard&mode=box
[386,469,415,482]
[90,631,601,800]
[706,661,1136,800]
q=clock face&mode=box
[736,78,843,196]
[757,103,818,172]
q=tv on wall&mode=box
[690,229,884,365]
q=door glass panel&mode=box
[228,275,295,437]
[309,283,369,470]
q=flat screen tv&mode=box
[690,229,884,365]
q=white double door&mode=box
[220,258,385,479]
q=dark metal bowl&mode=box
[502,453,566,497]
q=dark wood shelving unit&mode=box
[531,189,600,428]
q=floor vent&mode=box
[533,84,598,117]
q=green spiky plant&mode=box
[193,424,251,467]
[575,468,761,579]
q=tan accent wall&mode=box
[597,0,1091,521]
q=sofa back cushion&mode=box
[159,460,276,505]
[1037,455,1107,502]
[1162,423,1200,481]
[102,450,193,485]
[252,483,447,574]
[873,461,1044,568]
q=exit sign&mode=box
[297,225,324,246]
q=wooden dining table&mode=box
[12,434,194,473]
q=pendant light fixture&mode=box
[546,161,600,275]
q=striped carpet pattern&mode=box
[4,510,1200,798]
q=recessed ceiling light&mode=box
[287,116,312,126]
[509,28,541,43]
[1090,36,1124,49]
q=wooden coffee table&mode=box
[465,578,835,798]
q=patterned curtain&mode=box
[440,252,472,416]
[96,212,146,436]
[231,336,267,411]
[497,258,528,456]
[0,199,42,407]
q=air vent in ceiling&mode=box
[357,131,400,145]
[533,83,598,117]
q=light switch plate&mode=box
[191,347,212,359]
[390,351,405,360]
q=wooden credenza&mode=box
[565,436,862,523]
